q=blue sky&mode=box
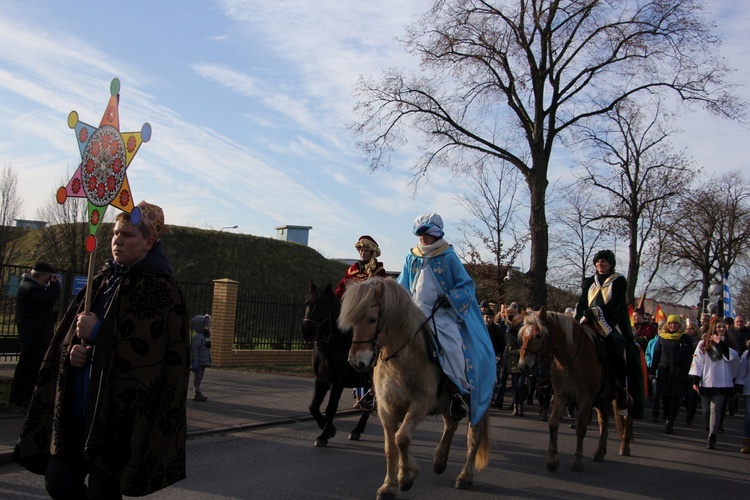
[0,1,748,277]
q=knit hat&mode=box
[354,235,381,258]
[413,213,445,239]
[508,302,519,311]
[593,249,616,268]
[135,200,165,240]
[32,262,56,273]
[191,314,211,333]
[667,314,681,324]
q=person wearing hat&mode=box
[649,315,693,434]
[396,213,495,423]
[575,249,644,419]
[8,262,61,408]
[13,201,190,498]
[334,235,387,301]
[334,235,386,410]
[190,314,213,401]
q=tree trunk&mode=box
[526,171,549,308]
[626,217,639,305]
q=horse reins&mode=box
[351,299,443,364]
[521,319,587,372]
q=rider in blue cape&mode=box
[397,213,495,425]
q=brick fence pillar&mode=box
[210,278,239,368]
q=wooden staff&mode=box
[81,246,97,347]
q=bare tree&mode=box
[455,161,528,301]
[351,0,743,307]
[661,172,750,309]
[547,182,609,293]
[0,164,23,265]
[577,98,697,303]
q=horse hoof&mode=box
[571,462,583,472]
[377,493,396,500]
[314,438,328,447]
[348,432,361,441]
[434,461,447,475]
[399,476,415,491]
[619,447,631,457]
[547,460,559,472]
[593,452,605,462]
[455,478,472,490]
[328,426,337,438]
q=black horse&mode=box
[302,281,372,447]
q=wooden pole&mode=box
[81,250,97,347]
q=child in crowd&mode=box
[191,314,212,401]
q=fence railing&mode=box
[0,263,308,360]
[233,291,306,350]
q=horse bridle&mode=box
[351,300,442,364]
[520,320,587,371]
[519,323,551,365]
[302,303,339,346]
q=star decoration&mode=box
[57,78,151,253]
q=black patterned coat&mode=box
[12,242,190,496]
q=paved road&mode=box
[1,400,748,499]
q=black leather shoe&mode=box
[707,433,716,450]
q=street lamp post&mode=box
[221,225,238,231]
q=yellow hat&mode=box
[667,314,681,323]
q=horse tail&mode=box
[474,411,491,471]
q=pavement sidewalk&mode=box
[0,364,359,466]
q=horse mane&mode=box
[525,309,590,347]
[338,277,426,337]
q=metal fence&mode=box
[0,263,307,359]
[233,291,306,350]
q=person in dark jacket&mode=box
[482,304,505,410]
[649,315,694,434]
[503,302,526,416]
[9,262,61,408]
[13,201,190,498]
[575,249,644,419]
[191,314,212,401]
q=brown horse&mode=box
[339,277,490,500]
[518,309,633,472]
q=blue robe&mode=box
[397,243,495,425]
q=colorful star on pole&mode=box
[56,78,152,253]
